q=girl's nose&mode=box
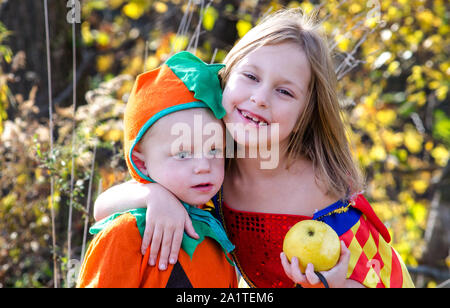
[250,87,270,108]
[193,158,211,174]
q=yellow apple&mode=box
[283,220,340,273]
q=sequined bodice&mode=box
[222,202,311,288]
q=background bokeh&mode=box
[0,0,448,287]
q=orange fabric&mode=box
[77,213,237,288]
[124,64,200,184]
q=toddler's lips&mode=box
[191,183,214,192]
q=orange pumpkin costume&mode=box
[77,209,237,288]
[77,52,236,288]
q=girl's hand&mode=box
[280,240,351,288]
[142,184,199,270]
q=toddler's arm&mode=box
[93,180,198,270]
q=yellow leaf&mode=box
[373,201,394,221]
[35,168,44,182]
[236,19,252,38]
[369,144,387,161]
[407,91,427,106]
[153,1,168,14]
[48,191,60,211]
[81,22,94,45]
[425,141,433,151]
[404,125,423,154]
[417,10,434,30]
[365,17,379,29]
[170,35,189,52]
[363,92,378,107]
[387,6,401,20]
[439,24,449,36]
[411,202,427,227]
[16,173,27,185]
[300,1,315,14]
[365,122,377,135]
[2,193,17,209]
[387,61,400,75]
[349,3,362,14]
[96,32,110,47]
[125,56,143,76]
[95,126,105,137]
[398,191,414,205]
[431,145,449,167]
[439,62,450,76]
[123,2,145,19]
[110,0,126,9]
[376,109,396,126]
[336,34,351,52]
[412,180,427,194]
[104,129,123,142]
[429,80,440,90]
[268,0,283,12]
[287,1,301,9]
[396,148,407,163]
[381,130,403,151]
[97,54,114,73]
[144,56,160,71]
[436,85,448,101]
[202,6,218,31]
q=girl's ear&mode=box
[131,150,148,176]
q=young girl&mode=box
[94,9,413,288]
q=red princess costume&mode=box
[211,189,414,288]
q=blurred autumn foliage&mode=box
[0,0,449,287]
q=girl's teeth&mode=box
[241,110,268,125]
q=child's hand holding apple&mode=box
[280,220,351,288]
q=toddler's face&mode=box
[138,108,225,206]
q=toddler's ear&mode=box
[131,150,148,176]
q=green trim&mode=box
[181,201,235,265]
[90,208,147,237]
[89,205,235,266]
[129,102,208,182]
[166,51,226,119]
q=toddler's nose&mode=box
[193,158,211,174]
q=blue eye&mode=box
[204,147,222,158]
[244,73,258,82]
[209,148,222,157]
[174,151,191,159]
[278,89,294,97]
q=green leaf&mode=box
[433,110,450,145]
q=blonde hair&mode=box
[221,8,364,200]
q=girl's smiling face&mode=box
[222,42,311,149]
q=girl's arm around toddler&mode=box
[94,180,197,270]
